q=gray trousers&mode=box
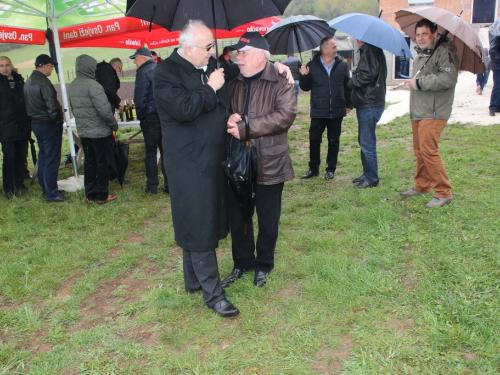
[183,249,226,308]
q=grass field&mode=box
[1,89,500,374]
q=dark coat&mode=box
[95,61,121,111]
[299,53,352,118]
[24,70,63,124]
[347,43,387,109]
[133,59,157,120]
[0,71,31,142]
[489,34,500,71]
[154,50,239,252]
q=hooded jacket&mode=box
[0,71,31,142]
[299,53,352,118]
[348,43,387,109]
[69,54,118,138]
[409,39,459,121]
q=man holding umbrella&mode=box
[401,18,458,208]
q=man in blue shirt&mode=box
[299,37,352,180]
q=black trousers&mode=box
[308,117,343,173]
[140,118,168,191]
[1,139,27,194]
[182,249,225,308]
[228,183,284,272]
[81,137,110,201]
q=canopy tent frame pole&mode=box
[48,0,78,177]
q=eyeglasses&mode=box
[190,42,216,52]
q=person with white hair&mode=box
[153,20,241,318]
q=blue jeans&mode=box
[356,105,385,185]
[294,80,299,102]
[32,123,63,200]
[489,70,500,111]
[476,70,490,90]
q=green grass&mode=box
[1,92,500,374]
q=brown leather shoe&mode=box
[97,194,118,205]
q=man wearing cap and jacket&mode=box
[222,32,296,289]
[131,47,168,194]
[24,54,69,203]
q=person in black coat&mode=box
[299,37,352,180]
[0,56,31,199]
[154,20,240,318]
[95,58,123,114]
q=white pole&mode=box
[49,0,78,178]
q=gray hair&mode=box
[179,19,207,48]
[109,57,122,66]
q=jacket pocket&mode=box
[259,136,288,180]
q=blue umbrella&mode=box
[327,13,412,58]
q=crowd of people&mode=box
[0,16,460,316]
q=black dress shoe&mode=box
[221,268,247,288]
[325,171,334,180]
[352,175,364,183]
[490,111,496,116]
[211,299,239,317]
[186,285,202,294]
[163,186,169,194]
[254,270,269,287]
[141,186,158,194]
[300,170,319,179]
[354,180,378,189]
[5,191,20,200]
[47,195,70,202]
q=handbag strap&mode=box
[244,115,250,149]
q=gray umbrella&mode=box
[264,15,335,60]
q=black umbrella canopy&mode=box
[108,135,129,188]
[126,0,291,31]
[264,15,335,57]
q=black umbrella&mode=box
[126,0,291,58]
[28,137,37,166]
[264,15,335,61]
[45,27,59,78]
[108,132,129,188]
[221,116,257,234]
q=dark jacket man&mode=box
[282,55,301,101]
[0,57,31,198]
[24,54,68,202]
[489,32,500,113]
[348,43,387,109]
[69,54,118,204]
[95,59,122,113]
[347,42,387,189]
[24,72,63,125]
[134,58,158,120]
[299,37,352,180]
[131,47,168,194]
[222,32,296,290]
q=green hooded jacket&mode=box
[410,39,459,121]
[69,54,117,138]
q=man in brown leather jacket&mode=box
[222,32,297,288]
